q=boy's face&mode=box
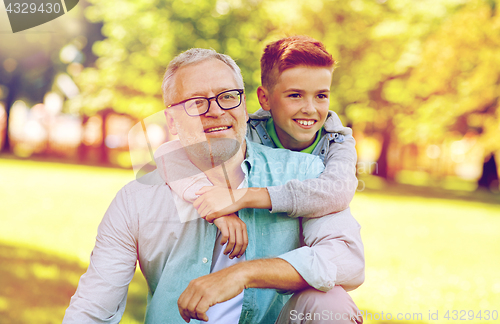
[258,65,333,151]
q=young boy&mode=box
[160,35,357,259]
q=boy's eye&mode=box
[288,93,301,98]
[317,94,329,99]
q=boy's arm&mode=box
[212,214,248,259]
[197,112,357,220]
[267,114,358,218]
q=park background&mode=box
[1,0,500,323]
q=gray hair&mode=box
[161,48,244,106]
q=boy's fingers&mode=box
[217,222,229,245]
[195,186,213,195]
[205,213,215,223]
[205,211,223,223]
[229,226,244,259]
[224,225,236,256]
[239,226,249,258]
[195,204,206,218]
[228,229,240,259]
[193,196,202,209]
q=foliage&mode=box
[70,0,279,117]
[68,0,500,181]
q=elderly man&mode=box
[63,48,364,324]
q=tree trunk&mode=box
[477,154,499,191]
[1,72,22,153]
[375,122,395,181]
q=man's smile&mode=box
[204,125,233,133]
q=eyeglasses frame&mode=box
[166,89,245,117]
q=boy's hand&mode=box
[194,186,248,222]
[212,214,248,259]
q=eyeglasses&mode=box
[166,89,244,117]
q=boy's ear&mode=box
[242,94,249,122]
[164,109,178,136]
[257,86,271,111]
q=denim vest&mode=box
[246,111,346,163]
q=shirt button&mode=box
[202,257,208,264]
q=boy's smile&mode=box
[258,65,333,151]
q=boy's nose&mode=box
[301,98,316,114]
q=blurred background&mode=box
[1,0,499,323]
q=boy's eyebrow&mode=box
[283,88,305,93]
[283,88,331,93]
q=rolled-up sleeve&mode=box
[278,208,365,292]
[63,188,138,323]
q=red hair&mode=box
[261,35,336,90]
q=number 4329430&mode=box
[444,310,498,321]
[6,3,62,14]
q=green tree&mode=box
[69,0,287,118]
[71,0,499,184]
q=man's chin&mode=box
[183,138,242,170]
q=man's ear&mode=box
[164,109,178,136]
[257,86,271,111]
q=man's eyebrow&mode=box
[184,87,236,98]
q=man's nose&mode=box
[204,98,225,117]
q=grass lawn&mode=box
[349,188,500,323]
[1,158,499,323]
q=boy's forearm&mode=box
[267,137,358,218]
[241,187,272,210]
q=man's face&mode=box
[165,59,248,162]
[259,65,333,151]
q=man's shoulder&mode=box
[119,169,170,197]
[112,170,180,224]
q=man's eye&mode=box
[318,94,329,99]
[288,93,301,98]
[186,99,205,110]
